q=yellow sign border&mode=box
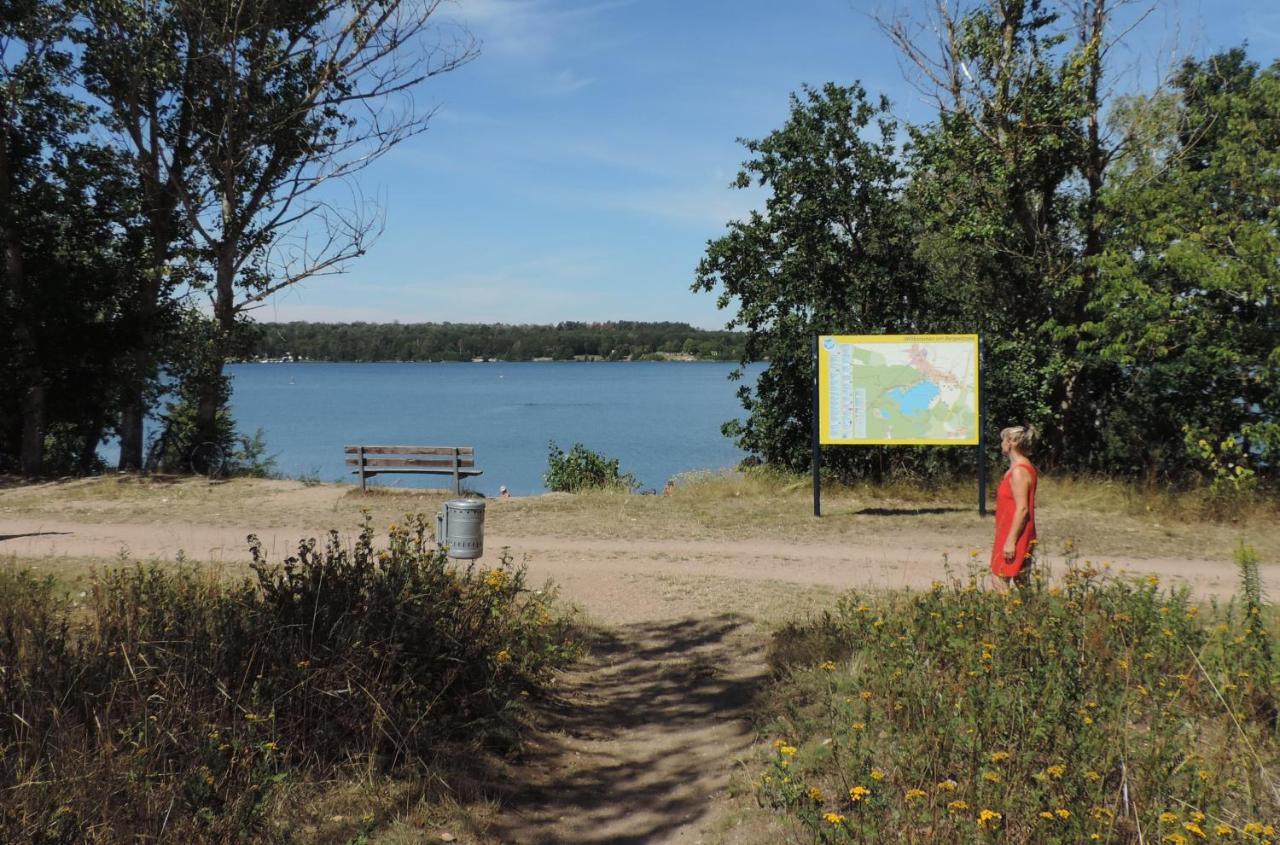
[818,334,980,446]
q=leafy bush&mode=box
[0,514,576,843]
[544,440,638,492]
[758,548,1279,843]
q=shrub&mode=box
[544,440,638,492]
[0,514,577,843]
[758,550,1280,843]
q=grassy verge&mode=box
[754,547,1280,843]
[0,513,580,843]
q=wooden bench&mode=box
[344,445,483,494]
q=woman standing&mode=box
[990,425,1038,591]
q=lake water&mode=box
[218,361,762,496]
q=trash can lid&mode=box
[444,498,486,510]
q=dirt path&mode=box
[484,617,767,845]
[0,517,1269,617]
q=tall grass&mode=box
[758,549,1279,843]
[0,512,576,843]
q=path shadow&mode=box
[0,531,71,543]
[854,506,966,516]
[485,614,767,845]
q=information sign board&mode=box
[818,334,979,446]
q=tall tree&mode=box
[80,0,203,471]
[693,83,923,477]
[175,0,475,449]
[1092,50,1280,482]
[883,0,1144,464]
[1,0,144,476]
[83,0,476,460]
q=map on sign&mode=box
[818,335,979,445]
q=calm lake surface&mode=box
[222,361,762,496]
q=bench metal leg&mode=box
[452,447,460,495]
[359,445,366,492]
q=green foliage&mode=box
[0,515,576,842]
[694,83,937,480]
[247,320,748,362]
[759,552,1279,842]
[1092,50,1280,485]
[696,4,1279,493]
[0,0,151,475]
[544,440,638,493]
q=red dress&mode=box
[990,463,1037,578]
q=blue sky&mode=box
[253,0,1280,329]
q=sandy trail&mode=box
[0,516,1266,617]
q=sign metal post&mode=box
[978,334,987,517]
[812,335,822,517]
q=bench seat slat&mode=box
[345,458,476,468]
[354,469,483,477]
[344,445,474,456]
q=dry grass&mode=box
[3,472,1277,563]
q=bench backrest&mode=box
[343,445,476,470]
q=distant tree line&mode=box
[1,0,473,477]
[249,321,748,362]
[697,4,1279,491]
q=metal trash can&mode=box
[436,498,485,559]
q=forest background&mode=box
[1,0,1277,498]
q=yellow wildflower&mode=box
[870,769,885,781]
[808,787,823,802]
[819,660,836,672]
[1184,821,1206,838]
[779,746,797,756]
[849,785,870,802]
[851,721,865,732]
[937,779,958,791]
[1040,811,1055,820]
[824,812,845,826]
[1164,836,1188,845]
[1192,812,1206,823]
[1085,770,1102,782]
[1056,808,1071,819]
[989,751,1010,763]
[1046,764,1066,779]
[904,788,926,801]
[1243,824,1264,835]
[495,649,511,665]
[947,800,969,812]
[860,690,873,700]
[978,809,1002,829]
[1215,825,1233,837]
[982,771,1001,783]
[1160,812,1179,823]
[772,739,786,748]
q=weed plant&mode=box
[759,546,1279,843]
[0,512,577,843]
[544,440,638,493]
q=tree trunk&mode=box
[117,388,146,471]
[192,242,238,446]
[1,97,43,476]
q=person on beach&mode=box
[990,425,1038,591]
[499,485,510,499]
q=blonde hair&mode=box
[1000,425,1038,454]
